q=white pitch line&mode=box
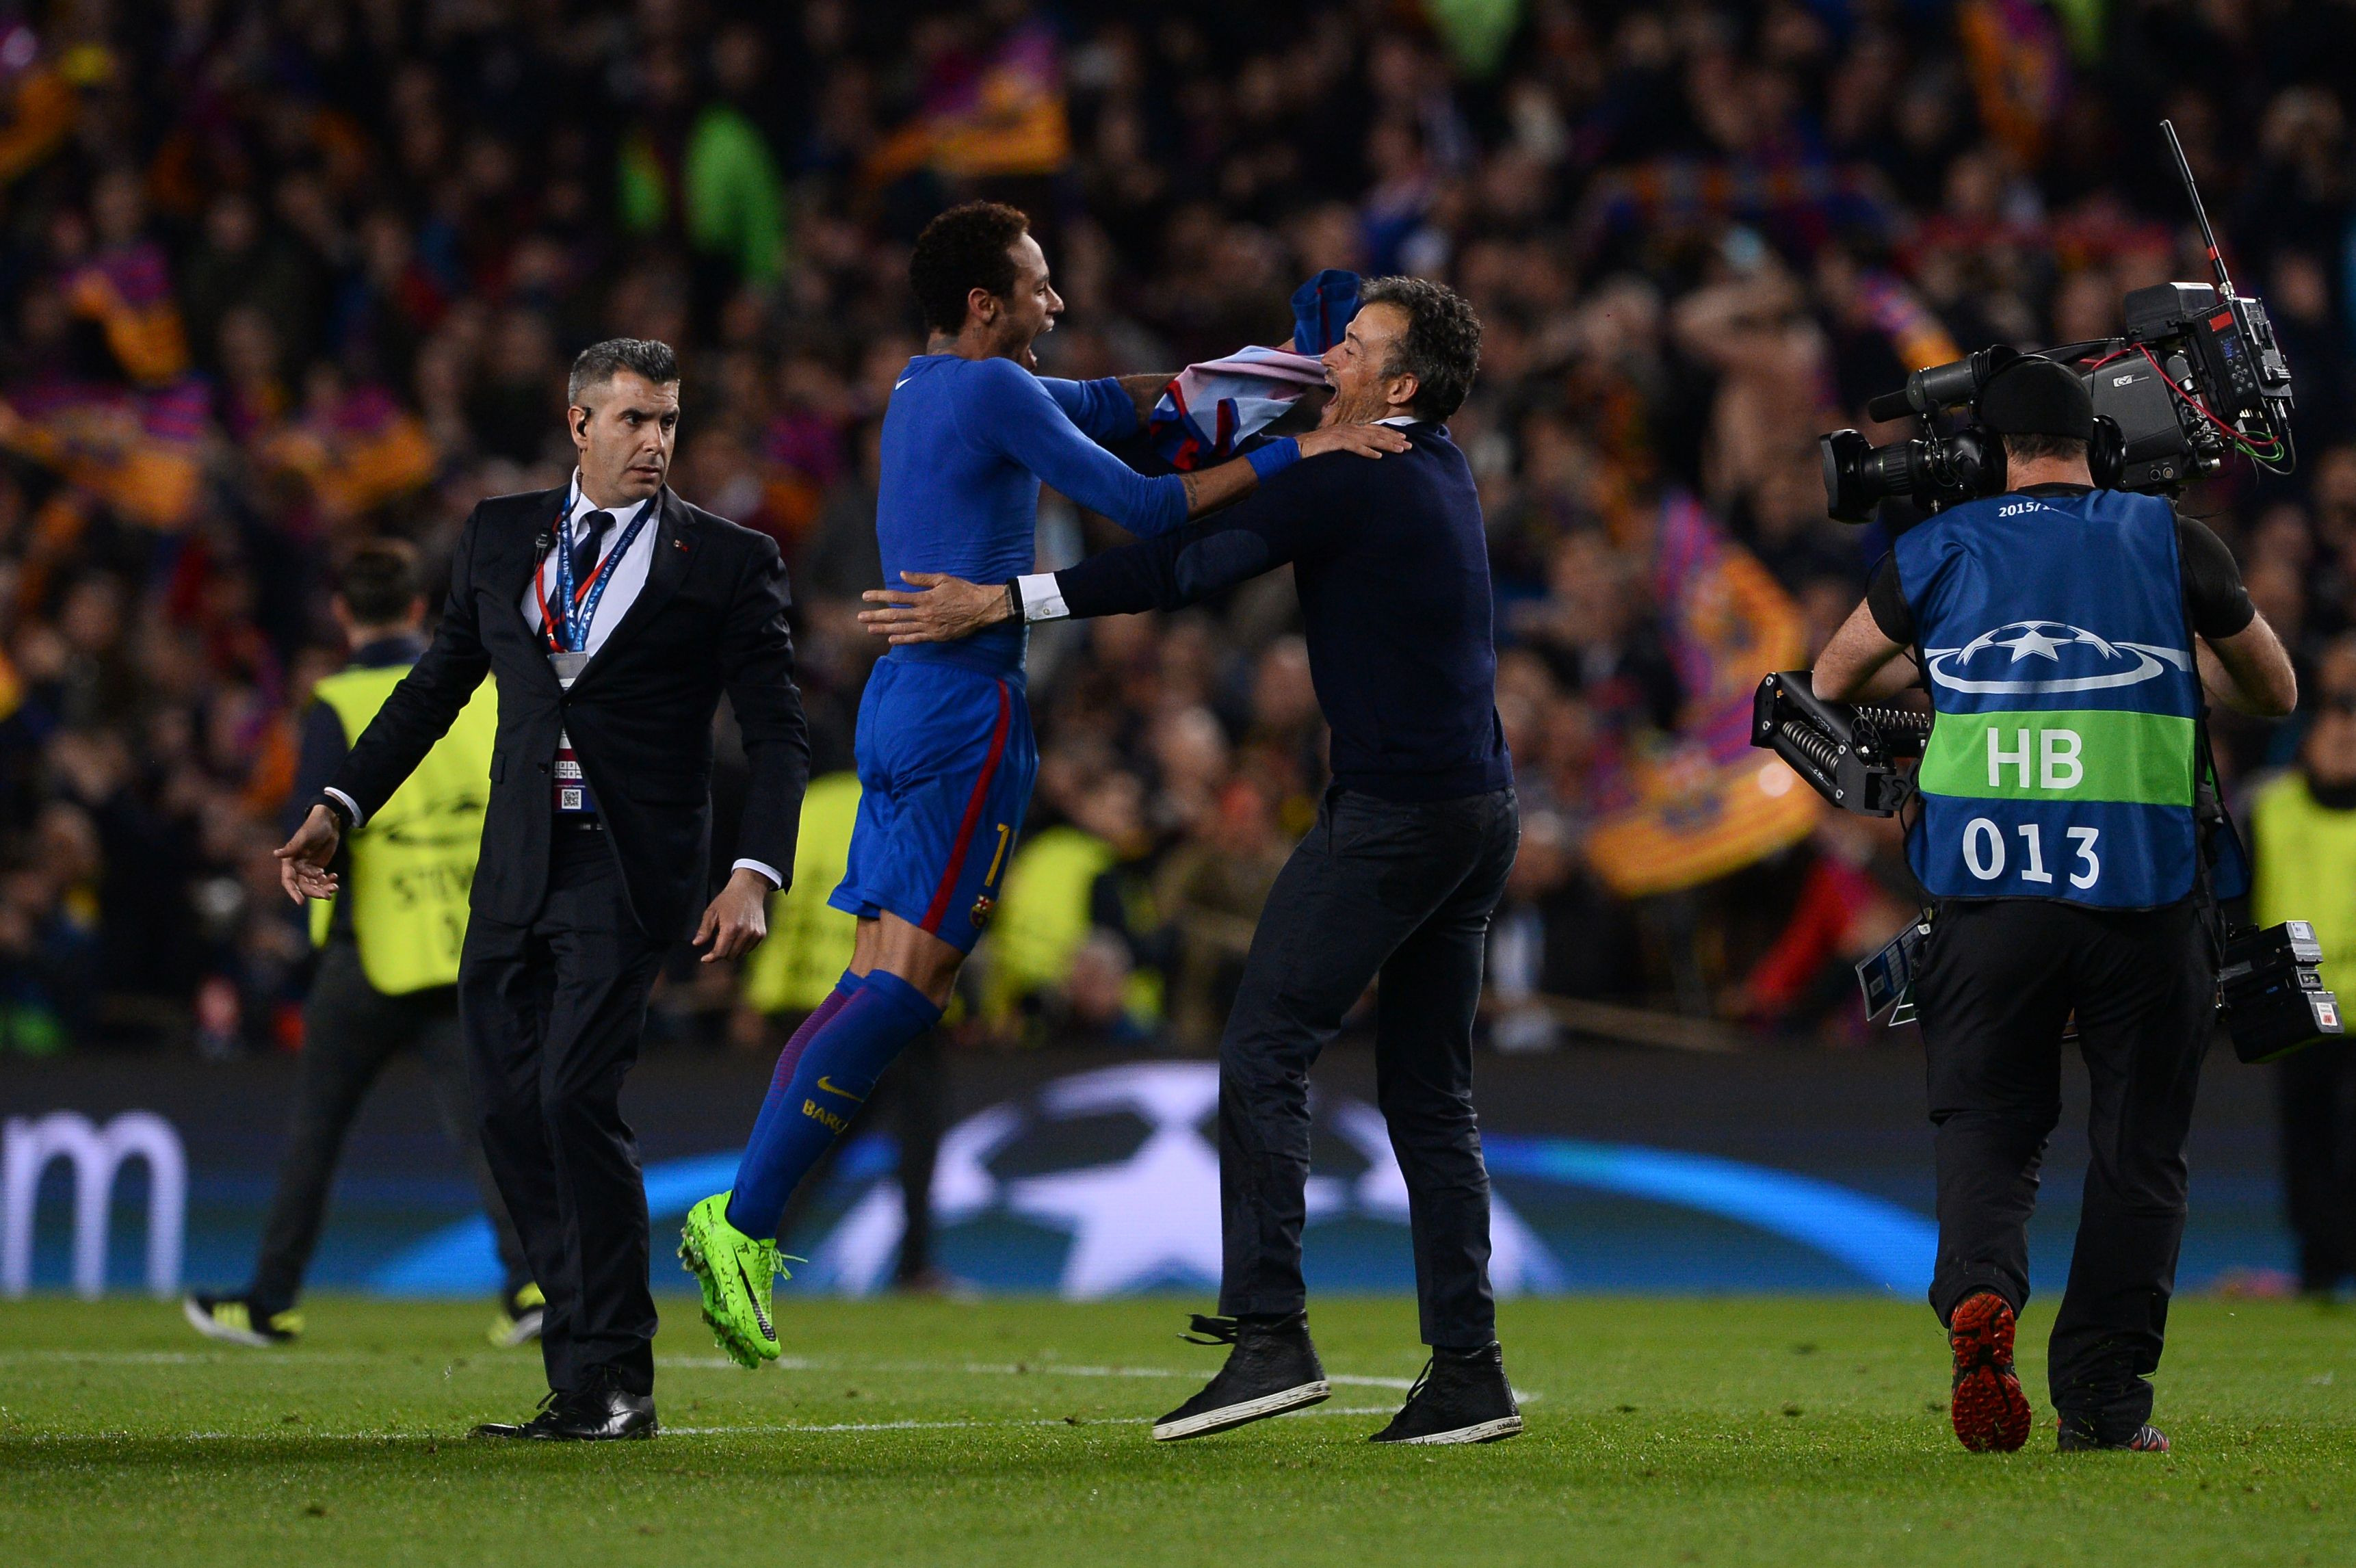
[653,1355,1422,1390]
[8,1403,1433,1444]
[5,1351,1520,1401]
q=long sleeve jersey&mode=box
[876,354,1183,682]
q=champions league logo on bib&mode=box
[1924,620,2193,696]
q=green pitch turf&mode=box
[2,1295,2351,1566]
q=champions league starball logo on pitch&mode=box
[371,1064,1943,1298]
[1924,620,2192,696]
[800,1062,1566,1298]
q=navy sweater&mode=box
[1055,422,1512,803]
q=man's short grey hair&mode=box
[568,338,680,406]
[1356,276,1482,421]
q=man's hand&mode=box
[274,805,343,905]
[859,572,1012,645]
[1296,422,1412,460]
[694,866,774,962]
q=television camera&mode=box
[1820,120,2295,521]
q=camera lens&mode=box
[1821,429,1924,523]
[1821,430,1870,521]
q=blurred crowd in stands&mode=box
[0,0,2351,1058]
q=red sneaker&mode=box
[1948,1292,2033,1452]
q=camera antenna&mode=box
[2162,118,2233,296]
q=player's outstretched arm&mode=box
[1036,374,1164,445]
[982,357,1405,538]
[1179,423,1409,519]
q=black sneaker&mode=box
[1367,1342,1523,1444]
[2056,1417,2169,1452]
[1151,1313,1330,1441]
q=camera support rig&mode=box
[1751,671,1929,818]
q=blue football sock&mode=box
[725,969,943,1239]
[725,972,863,1234]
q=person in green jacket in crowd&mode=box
[619,24,787,298]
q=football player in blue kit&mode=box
[680,202,1409,1361]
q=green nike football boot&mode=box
[678,1192,786,1369]
[183,1292,303,1346]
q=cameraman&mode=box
[1814,357,2295,1455]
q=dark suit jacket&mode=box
[328,486,811,939]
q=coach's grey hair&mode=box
[1356,276,1482,421]
[567,338,681,406]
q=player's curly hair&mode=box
[1358,276,1482,420]
[908,202,1032,335]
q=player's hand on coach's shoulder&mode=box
[1296,422,1412,460]
[274,803,343,905]
[859,572,1012,646]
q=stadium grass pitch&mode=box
[3,1294,2351,1567]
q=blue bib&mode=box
[1895,488,2200,909]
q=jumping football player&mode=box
[679,201,1407,1363]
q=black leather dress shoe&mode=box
[537,1374,657,1441]
[471,1389,566,1439]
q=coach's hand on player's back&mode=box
[1295,421,1413,459]
[859,573,1011,644]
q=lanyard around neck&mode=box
[536,492,652,653]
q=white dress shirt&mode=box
[520,473,658,652]
[328,471,781,889]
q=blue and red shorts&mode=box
[829,657,1038,954]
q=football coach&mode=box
[275,339,811,1440]
[859,278,1523,1446]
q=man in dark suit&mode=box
[860,279,1523,1446]
[274,338,810,1441]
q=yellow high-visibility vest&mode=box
[740,772,863,1016]
[2251,770,2356,996]
[981,824,1114,1019]
[308,664,497,995]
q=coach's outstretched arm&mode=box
[856,456,1357,645]
[274,506,493,903]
